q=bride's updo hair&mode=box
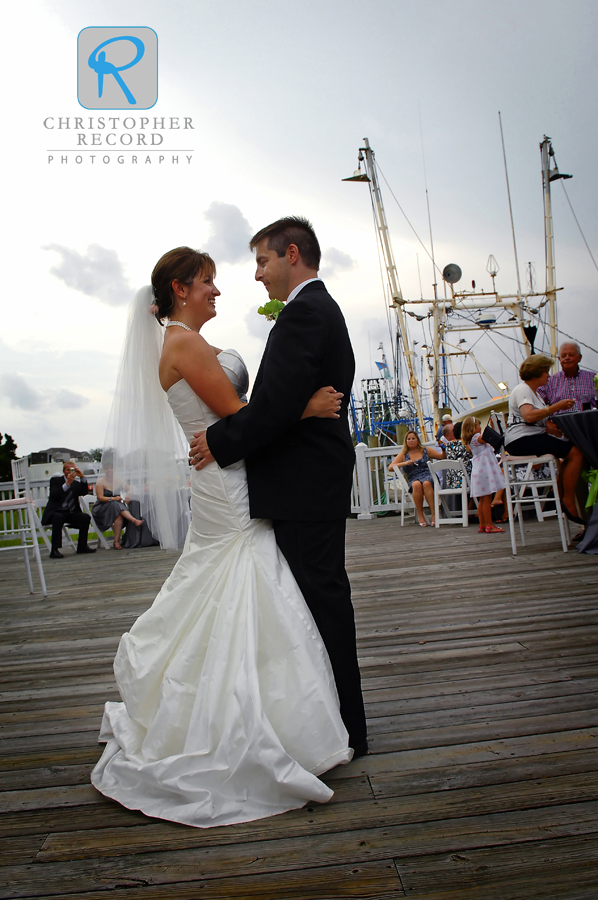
[151,247,216,323]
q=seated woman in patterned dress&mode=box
[388,431,445,527]
[444,421,473,489]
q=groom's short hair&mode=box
[250,216,321,270]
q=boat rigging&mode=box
[343,133,572,445]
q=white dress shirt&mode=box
[285,278,322,305]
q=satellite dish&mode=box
[442,263,462,284]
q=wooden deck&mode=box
[1,516,597,899]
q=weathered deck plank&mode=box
[0,515,597,898]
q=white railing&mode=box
[351,443,412,520]
[1,474,99,500]
[3,456,412,530]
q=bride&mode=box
[91,247,353,827]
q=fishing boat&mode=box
[343,133,575,446]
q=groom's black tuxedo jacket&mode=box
[41,476,88,524]
[207,281,355,521]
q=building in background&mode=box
[27,448,99,481]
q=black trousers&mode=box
[273,518,367,748]
[506,433,573,458]
[45,510,90,551]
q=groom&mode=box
[190,216,367,754]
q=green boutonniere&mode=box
[257,299,285,321]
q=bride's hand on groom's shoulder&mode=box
[189,431,215,470]
[302,386,343,420]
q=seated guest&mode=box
[537,341,596,412]
[389,431,445,526]
[93,464,144,550]
[436,414,453,442]
[439,422,454,446]
[504,353,584,524]
[42,461,97,558]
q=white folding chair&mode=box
[511,461,558,523]
[429,459,471,527]
[387,467,416,525]
[0,459,47,596]
[10,459,49,553]
[80,493,111,550]
[502,453,570,554]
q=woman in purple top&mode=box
[504,354,584,524]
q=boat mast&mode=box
[540,135,572,372]
[355,138,429,439]
[431,298,443,433]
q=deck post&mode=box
[354,442,374,519]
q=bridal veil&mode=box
[102,286,190,549]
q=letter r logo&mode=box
[78,27,158,110]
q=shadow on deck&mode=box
[1,517,597,899]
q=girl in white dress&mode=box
[462,416,505,534]
[91,248,353,828]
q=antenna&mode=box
[526,261,535,292]
[419,103,445,422]
[498,112,523,301]
[487,254,499,292]
[418,104,438,300]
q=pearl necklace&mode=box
[165,320,193,332]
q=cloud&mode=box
[2,373,44,410]
[320,247,357,280]
[55,388,89,410]
[203,202,253,265]
[44,243,133,306]
[1,373,88,412]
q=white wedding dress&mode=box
[91,349,352,827]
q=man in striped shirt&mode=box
[537,342,596,413]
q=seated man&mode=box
[41,461,97,558]
[537,341,596,412]
[439,422,454,446]
[537,341,596,539]
[436,414,453,442]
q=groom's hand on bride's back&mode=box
[190,431,215,470]
[302,386,344,419]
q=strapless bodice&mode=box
[166,348,249,441]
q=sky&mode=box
[2,0,597,456]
